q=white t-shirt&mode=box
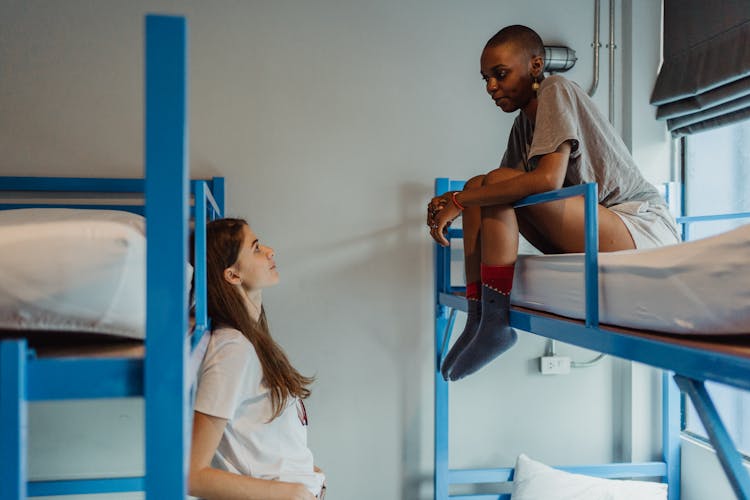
[194,327,325,496]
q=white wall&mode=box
[1,1,674,499]
[621,0,672,184]
[681,437,750,500]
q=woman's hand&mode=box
[426,193,450,227]
[427,192,461,247]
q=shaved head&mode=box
[485,25,544,60]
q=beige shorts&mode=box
[609,200,681,249]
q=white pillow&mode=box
[511,454,667,500]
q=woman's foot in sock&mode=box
[440,298,481,380]
[449,285,517,381]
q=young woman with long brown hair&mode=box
[189,218,325,499]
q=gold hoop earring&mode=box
[531,76,540,92]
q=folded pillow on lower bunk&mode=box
[0,208,147,339]
[511,453,667,500]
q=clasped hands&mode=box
[427,191,462,247]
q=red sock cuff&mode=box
[465,281,481,300]
[480,263,515,294]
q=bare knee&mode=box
[464,174,485,190]
[483,167,523,186]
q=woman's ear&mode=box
[530,55,544,78]
[223,266,242,286]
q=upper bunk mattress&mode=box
[0,209,145,339]
[512,223,750,335]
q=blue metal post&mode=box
[210,176,225,219]
[582,182,599,328]
[662,372,681,500]
[144,14,190,500]
[193,181,208,338]
[434,177,451,500]
[680,177,689,242]
[674,376,750,499]
[434,312,451,500]
[1,340,27,500]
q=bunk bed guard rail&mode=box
[434,179,600,328]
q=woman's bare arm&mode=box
[457,141,572,208]
[427,142,572,246]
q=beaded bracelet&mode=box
[451,191,465,211]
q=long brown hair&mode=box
[204,218,313,420]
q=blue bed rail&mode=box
[0,14,224,499]
[433,177,750,500]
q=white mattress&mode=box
[0,209,146,339]
[512,223,750,335]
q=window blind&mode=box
[650,0,750,136]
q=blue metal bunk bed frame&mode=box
[433,177,750,500]
[0,15,224,499]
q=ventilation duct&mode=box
[544,45,578,73]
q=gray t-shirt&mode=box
[501,74,664,208]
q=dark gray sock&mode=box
[440,299,481,380]
[449,285,517,381]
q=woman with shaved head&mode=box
[429,25,679,381]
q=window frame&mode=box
[678,122,750,459]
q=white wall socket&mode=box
[540,356,571,375]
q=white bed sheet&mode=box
[512,223,750,335]
[0,209,146,339]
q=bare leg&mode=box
[440,175,485,380]
[474,167,637,257]
[461,175,485,283]
[449,167,636,380]
[479,168,523,264]
[519,197,636,253]
[480,203,519,265]
[517,215,560,254]
[449,169,523,380]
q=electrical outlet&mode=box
[539,356,571,375]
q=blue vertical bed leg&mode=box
[434,307,452,500]
[145,14,190,500]
[582,182,599,328]
[674,376,750,499]
[193,181,209,339]
[1,340,27,500]
[662,372,681,500]
[434,177,451,500]
[210,176,225,218]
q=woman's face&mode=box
[480,42,538,114]
[230,224,279,291]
